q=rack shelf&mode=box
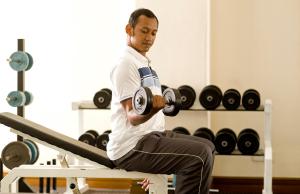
[72,101,264,112]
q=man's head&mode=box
[126,8,159,56]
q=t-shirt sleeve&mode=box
[110,59,140,102]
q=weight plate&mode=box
[103,130,112,134]
[101,88,112,96]
[25,52,33,71]
[8,51,29,71]
[24,91,34,106]
[172,126,190,135]
[93,90,112,109]
[96,134,109,151]
[193,127,215,143]
[162,88,181,116]
[23,139,39,164]
[85,129,99,138]
[78,133,97,146]
[199,85,223,110]
[6,91,26,107]
[215,128,237,154]
[1,141,32,169]
[242,89,260,110]
[132,87,153,115]
[242,89,261,110]
[178,85,196,110]
[161,85,169,94]
[222,89,241,110]
[237,128,260,155]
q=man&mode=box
[107,8,215,194]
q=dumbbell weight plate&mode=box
[8,51,29,71]
[242,89,261,110]
[161,85,169,94]
[6,91,26,107]
[193,127,215,143]
[23,139,39,164]
[132,87,153,115]
[172,126,190,135]
[1,141,32,169]
[237,128,260,155]
[25,52,34,71]
[222,89,241,110]
[24,91,34,106]
[215,128,237,154]
[96,130,111,151]
[93,89,112,109]
[162,88,181,116]
[78,133,97,146]
[85,130,99,139]
[199,85,223,110]
[178,85,196,110]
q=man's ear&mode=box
[126,24,133,36]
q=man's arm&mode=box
[121,95,165,126]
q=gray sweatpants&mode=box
[113,130,215,194]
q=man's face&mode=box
[128,15,158,56]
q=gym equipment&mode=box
[178,85,196,110]
[23,139,39,164]
[222,89,241,110]
[132,86,182,116]
[215,128,237,154]
[199,85,223,110]
[161,84,169,94]
[78,129,99,146]
[93,88,112,109]
[0,112,168,194]
[6,91,26,107]
[7,51,29,71]
[172,126,190,135]
[1,139,39,169]
[24,91,34,106]
[237,128,260,155]
[242,89,261,110]
[25,52,34,71]
[193,127,215,143]
[96,130,111,151]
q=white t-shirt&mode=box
[107,46,165,160]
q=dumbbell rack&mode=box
[71,99,272,194]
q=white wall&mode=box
[211,0,300,178]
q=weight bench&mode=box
[0,112,168,194]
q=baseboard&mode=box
[2,172,300,194]
[211,176,300,194]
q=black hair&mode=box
[128,8,159,29]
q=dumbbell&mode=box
[214,128,237,154]
[93,88,112,109]
[6,90,34,107]
[199,85,223,110]
[178,85,196,110]
[172,126,190,135]
[237,128,260,155]
[193,127,215,143]
[1,139,39,169]
[7,51,34,71]
[132,86,182,116]
[222,89,241,110]
[161,84,169,94]
[78,130,99,146]
[242,89,261,110]
[96,130,111,151]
